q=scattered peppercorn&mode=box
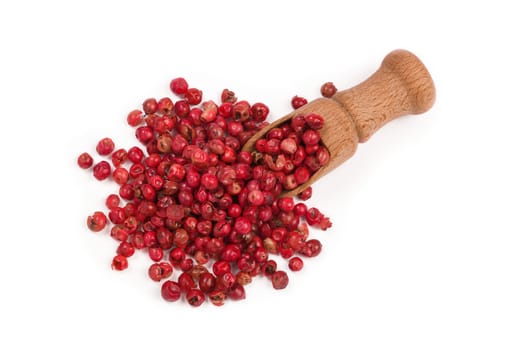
[78,77,333,306]
[320,82,337,98]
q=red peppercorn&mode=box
[127,109,143,127]
[93,161,111,181]
[117,241,135,258]
[148,247,164,262]
[221,244,241,262]
[302,129,321,146]
[278,197,294,212]
[112,167,129,185]
[280,247,294,259]
[298,186,313,201]
[288,257,304,271]
[201,173,219,190]
[135,126,154,145]
[110,148,127,167]
[109,208,126,225]
[77,152,94,169]
[179,258,194,272]
[207,290,225,306]
[148,263,164,282]
[212,260,231,276]
[185,88,203,105]
[96,137,115,156]
[142,98,158,114]
[111,255,128,271]
[294,166,310,185]
[251,102,269,122]
[221,89,237,103]
[232,101,251,122]
[287,231,306,251]
[271,270,289,290]
[300,239,322,257]
[262,260,277,276]
[216,271,236,290]
[186,289,205,307]
[227,283,246,301]
[178,272,197,292]
[198,272,216,293]
[291,96,308,109]
[161,280,182,302]
[279,138,298,155]
[87,211,107,232]
[234,217,251,234]
[170,77,189,96]
[127,146,145,164]
[320,82,337,98]
[305,113,325,130]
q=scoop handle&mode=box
[332,49,436,142]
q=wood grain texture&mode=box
[242,49,435,197]
[332,49,435,142]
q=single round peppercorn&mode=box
[216,271,236,290]
[278,197,295,212]
[221,244,241,262]
[142,98,158,114]
[235,271,252,286]
[178,272,197,292]
[320,82,337,98]
[77,152,93,169]
[148,263,164,282]
[271,270,289,290]
[105,194,120,210]
[93,161,111,181]
[294,166,310,184]
[116,241,135,258]
[170,77,189,96]
[305,113,325,130]
[185,88,203,105]
[262,260,277,276]
[302,129,321,146]
[234,217,251,234]
[291,96,308,109]
[247,190,264,206]
[87,211,107,232]
[96,137,115,156]
[179,258,194,272]
[209,289,226,306]
[111,255,128,271]
[288,257,304,271]
[109,207,126,225]
[148,247,164,262]
[127,146,145,163]
[198,272,216,293]
[201,173,219,190]
[112,167,129,185]
[186,289,205,307]
[111,148,128,167]
[212,260,231,276]
[127,109,143,127]
[227,283,246,301]
[251,102,269,122]
[280,138,297,155]
[161,280,182,302]
[298,186,313,201]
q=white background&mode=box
[0,1,523,349]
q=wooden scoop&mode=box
[242,49,436,197]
